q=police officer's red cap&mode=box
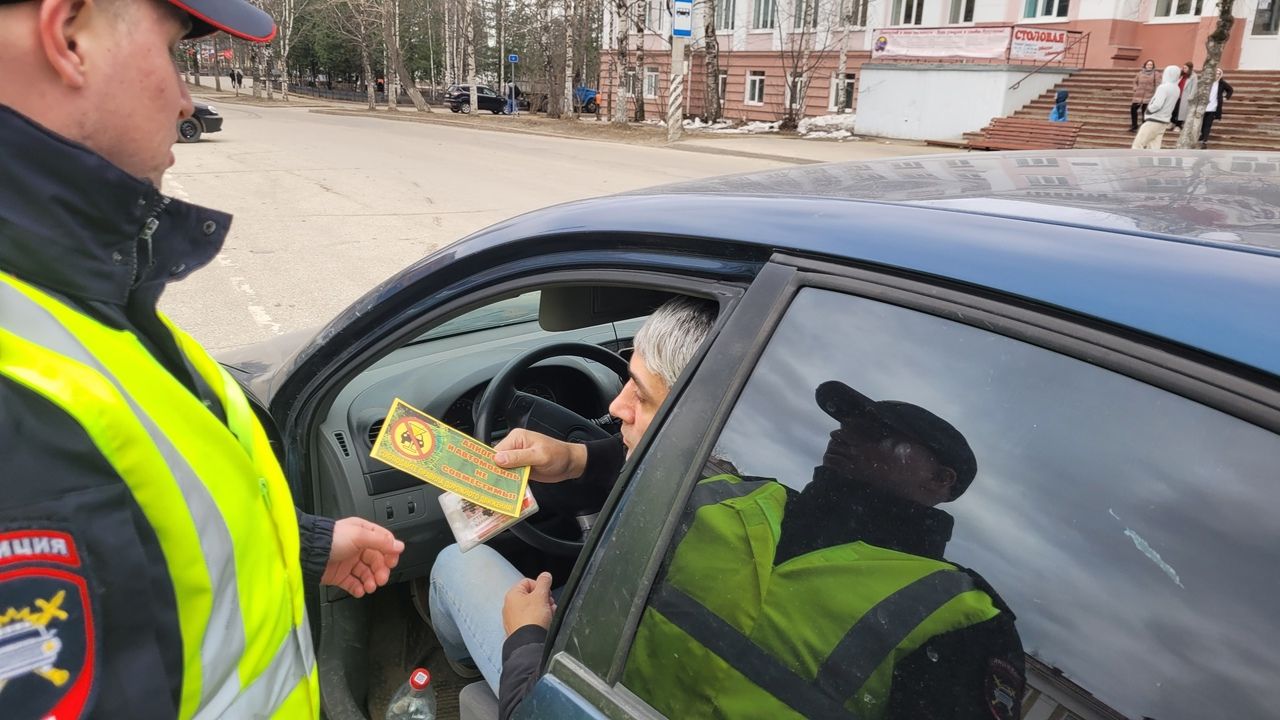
[0,0,273,40]
[173,0,277,42]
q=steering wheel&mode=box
[474,342,630,556]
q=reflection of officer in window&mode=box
[625,381,1025,720]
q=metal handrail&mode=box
[1010,31,1090,90]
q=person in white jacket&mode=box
[1133,65,1183,150]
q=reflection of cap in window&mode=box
[815,381,978,499]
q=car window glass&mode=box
[413,292,541,343]
[621,287,1279,719]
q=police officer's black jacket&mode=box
[0,104,333,719]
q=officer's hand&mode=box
[502,572,557,635]
[323,517,405,598]
[493,429,588,484]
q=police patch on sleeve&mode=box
[0,528,95,720]
[985,657,1023,720]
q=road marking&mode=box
[164,174,191,201]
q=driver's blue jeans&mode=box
[429,543,523,694]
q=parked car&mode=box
[178,103,222,143]
[445,85,508,114]
[217,151,1280,720]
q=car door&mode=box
[519,255,1280,719]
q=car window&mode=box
[621,287,1279,719]
[411,292,541,343]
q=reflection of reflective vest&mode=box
[0,272,319,719]
[624,475,1001,720]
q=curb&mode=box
[307,108,818,165]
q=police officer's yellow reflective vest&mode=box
[0,271,319,719]
[624,475,1002,720]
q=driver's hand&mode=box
[493,429,588,483]
[502,572,557,635]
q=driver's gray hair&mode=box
[633,297,717,389]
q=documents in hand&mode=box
[439,488,539,552]
[370,398,531,517]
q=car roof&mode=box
[437,151,1280,378]
[649,150,1280,251]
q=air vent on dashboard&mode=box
[367,418,384,446]
[333,431,350,457]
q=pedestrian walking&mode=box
[1049,89,1069,122]
[0,1,404,718]
[1130,60,1159,131]
[235,68,244,89]
[1133,65,1183,150]
[1198,68,1234,148]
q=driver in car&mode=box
[427,297,718,708]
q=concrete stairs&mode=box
[965,68,1280,151]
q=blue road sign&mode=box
[509,54,519,63]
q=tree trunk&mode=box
[702,0,721,121]
[265,47,275,100]
[361,46,376,109]
[612,0,630,123]
[564,0,576,118]
[213,35,222,91]
[445,0,454,85]
[384,0,431,111]
[835,0,851,112]
[1177,0,1233,148]
[467,0,479,113]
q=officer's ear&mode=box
[926,466,957,504]
[37,0,105,90]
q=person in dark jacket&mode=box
[0,2,402,717]
[1048,89,1069,122]
[1197,68,1234,148]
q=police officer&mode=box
[0,1,403,718]
[623,381,1026,719]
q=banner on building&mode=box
[1009,27,1068,61]
[871,27,1013,60]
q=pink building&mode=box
[599,0,1278,126]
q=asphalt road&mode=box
[163,100,799,351]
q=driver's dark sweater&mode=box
[498,444,1025,720]
[0,104,334,718]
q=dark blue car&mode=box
[220,151,1280,720]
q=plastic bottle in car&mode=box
[386,667,437,720]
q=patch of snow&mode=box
[712,120,781,135]
[797,114,857,136]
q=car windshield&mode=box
[412,292,541,342]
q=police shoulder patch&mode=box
[0,528,95,720]
[985,657,1023,720]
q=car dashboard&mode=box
[311,316,637,582]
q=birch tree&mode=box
[1176,0,1234,149]
[564,0,577,117]
[611,0,632,123]
[324,0,382,109]
[699,0,721,121]
[383,0,433,110]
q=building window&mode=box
[1154,0,1203,16]
[1253,0,1279,34]
[718,71,729,101]
[1016,157,1060,167]
[892,0,926,24]
[828,71,855,111]
[646,0,666,29]
[949,0,975,21]
[752,0,777,28]
[1028,175,1070,186]
[793,0,818,28]
[644,67,659,98]
[1023,0,1068,17]
[844,0,870,25]
[784,73,808,109]
[716,0,737,29]
[746,70,765,104]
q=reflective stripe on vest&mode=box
[626,476,1000,720]
[0,272,318,719]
